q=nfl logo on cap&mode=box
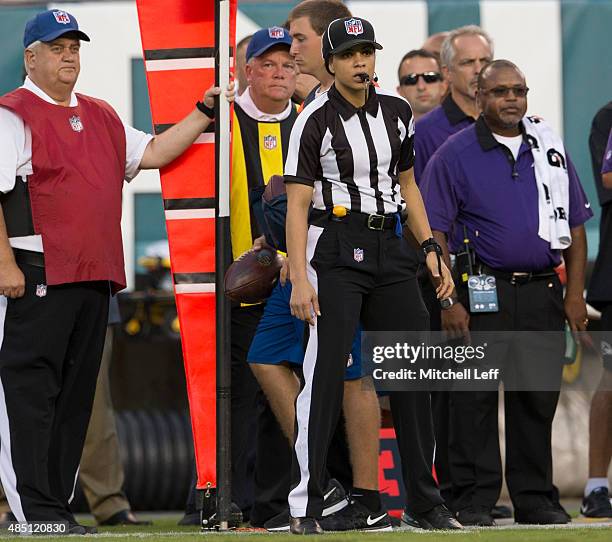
[344,18,363,36]
[53,11,71,24]
[268,26,285,39]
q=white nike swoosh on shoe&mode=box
[366,513,387,526]
[323,487,336,501]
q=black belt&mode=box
[13,248,45,268]
[310,209,397,230]
[479,263,557,285]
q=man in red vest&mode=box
[0,10,232,534]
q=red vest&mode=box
[0,88,127,292]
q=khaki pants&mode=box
[0,327,130,522]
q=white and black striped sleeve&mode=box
[397,102,416,173]
[284,103,324,187]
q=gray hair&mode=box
[440,25,493,68]
[24,41,43,74]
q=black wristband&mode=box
[196,101,215,120]
[420,237,442,256]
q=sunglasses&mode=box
[481,86,529,98]
[399,72,442,86]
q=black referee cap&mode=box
[322,17,382,63]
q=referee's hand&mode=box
[425,252,454,300]
[290,278,320,325]
[0,261,25,298]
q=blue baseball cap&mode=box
[23,10,90,49]
[245,27,292,63]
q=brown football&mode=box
[263,174,286,202]
[224,247,283,304]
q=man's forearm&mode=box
[0,207,16,265]
[563,225,587,299]
[286,185,312,283]
[140,109,212,170]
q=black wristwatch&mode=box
[196,100,215,120]
[420,237,442,257]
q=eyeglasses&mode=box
[480,86,529,98]
[399,72,442,86]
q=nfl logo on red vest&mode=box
[69,116,83,132]
[53,11,71,24]
[345,18,364,36]
[263,135,277,150]
[268,27,285,39]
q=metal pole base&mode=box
[197,488,243,531]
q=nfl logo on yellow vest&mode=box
[263,135,277,150]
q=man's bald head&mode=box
[477,59,524,91]
[422,32,449,58]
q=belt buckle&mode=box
[367,214,385,230]
[510,272,530,285]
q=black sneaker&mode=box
[290,516,322,535]
[400,510,421,528]
[264,509,290,532]
[413,504,463,530]
[581,487,612,518]
[264,478,347,532]
[456,506,495,527]
[318,498,392,532]
[68,523,98,535]
[491,504,513,519]
[321,478,348,516]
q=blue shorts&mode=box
[248,281,363,380]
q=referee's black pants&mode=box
[418,273,453,506]
[289,216,442,518]
[449,274,565,513]
[0,263,109,522]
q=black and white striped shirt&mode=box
[284,84,415,215]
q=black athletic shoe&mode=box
[264,510,290,532]
[456,506,495,527]
[264,478,347,532]
[515,500,570,525]
[400,510,421,528]
[412,504,463,530]
[581,487,612,518]
[321,478,348,516]
[318,498,392,532]
[68,523,98,535]
[491,504,513,519]
[290,516,322,535]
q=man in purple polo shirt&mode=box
[413,25,493,183]
[421,60,592,526]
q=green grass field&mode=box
[0,515,609,541]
